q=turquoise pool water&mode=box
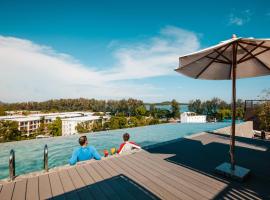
[0,122,230,180]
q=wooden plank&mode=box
[0,182,15,200]
[49,172,65,198]
[109,157,179,200]
[84,163,121,200]
[67,168,85,189]
[39,174,52,200]
[140,151,226,190]
[123,155,196,200]
[12,179,27,200]
[138,152,222,195]
[96,160,119,177]
[98,162,158,200]
[96,162,136,200]
[26,177,39,200]
[131,153,212,199]
[58,169,80,200]
[118,155,195,200]
[105,158,163,199]
[67,167,93,200]
[76,165,108,200]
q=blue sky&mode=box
[0,0,270,103]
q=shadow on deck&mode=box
[147,132,270,199]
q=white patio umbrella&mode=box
[175,35,270,179]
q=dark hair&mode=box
[79,136,87,146]
[123,133,130,141]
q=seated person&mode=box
[69,135,101,165]
[118,133,141,154]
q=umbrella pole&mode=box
[230,42,237,171]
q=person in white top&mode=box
[117,133,141,154]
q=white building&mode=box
[62,115,104,136]
[0,112,95,134]
[181,112,206,123]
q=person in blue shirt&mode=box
[69,135,101,165]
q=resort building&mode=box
[180,112,206,123]
[0,112,105,134]
[62,115,110,136]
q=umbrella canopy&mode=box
[175,36,270,79]
[175,35,270,171]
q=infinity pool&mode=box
[0,122,230,180]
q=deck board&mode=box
[138,152,219,192]
[12,179,27,200]
[133,152,216,199]
[67,167,93,200]
[122,155,194,200]
[84,163,121,200]
[129,153,210,200]
[141,151,226,190]
[48,172,65,199]
[58,169,80,200]
[95,161,137,200]
[112,156,179,200]
[76,165,108,200]
[0,182,15,200]
[98,160,157,200]
[26,177,38,200]
[39,174,52,200]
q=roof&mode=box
[61,115,101,122]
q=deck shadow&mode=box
[146,132,270,199]
[50,174,161,200]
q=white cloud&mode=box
[0,26,200,102]
[228,10,252,26]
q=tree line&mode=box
[188,98,245,121]
[0,98,180,142]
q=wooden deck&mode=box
[0,132,269,200]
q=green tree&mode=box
[148,118,160,125]
[109,116,127,129]
[92,120,103,131]
[36,116,46,135]
[76,122,89,133]
[48,117,62,136]
[217,109,231,121]
[135,105,147,116]
[257,102,270,131]
[188,99,203,114]
[171,99,180,119]
[0,121,21,142]
[128,117,139,127]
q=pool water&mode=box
[0,122,230,180]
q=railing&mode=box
[44,144,48,172]
[9,149,15,181]
[8,144,49,181]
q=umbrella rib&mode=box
[238,43,270,71]
[213,49,231,63]
[240,41,270,50]
[205,56,230,64]
[237,41,265,63]
[238,48,270,64]
[195,43,231,79]
[178,43,230,70]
